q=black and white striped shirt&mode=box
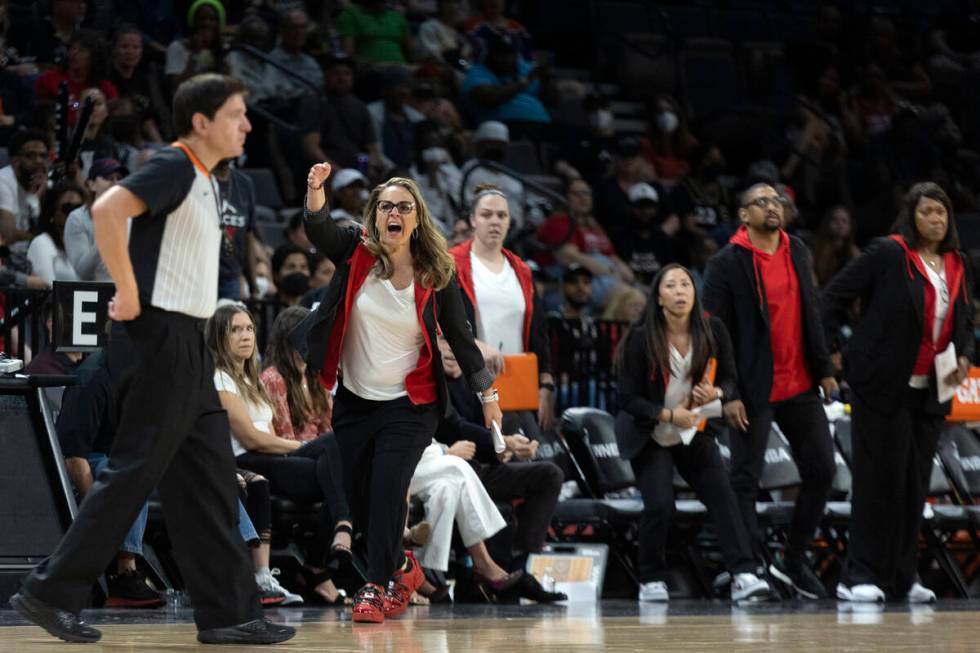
[121,145,222,319]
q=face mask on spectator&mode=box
[279,272,310,297]
[589,109,614,134]
[422,147,450,164]
[254,275,270,297]
[656,111,679,134]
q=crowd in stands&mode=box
[3,0,980,608]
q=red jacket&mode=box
[450,239,534,350]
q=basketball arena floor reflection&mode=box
[4,599,980,652]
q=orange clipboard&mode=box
[495,353,540,411]
[696,357,717,432]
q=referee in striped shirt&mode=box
[11,75,295,646]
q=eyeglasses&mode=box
[377,200,415,215]
[744,196,788,209]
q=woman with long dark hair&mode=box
[823,182,974,603]
[35,29,118,125]
[301,163,500,623]
[616,263,768,603]
[261,306,332,442]
[28,181,85,284]
[206,303,352,606]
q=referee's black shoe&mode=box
[768,552,828,599]
[10,591,102,643]
[197,618,296,645]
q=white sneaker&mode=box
[907,582,936,604]
[638,581,669,602]
[837,582,885,603]
[731,573,770,601]
[256,568,305,606]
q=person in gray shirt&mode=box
[64,158,128,282]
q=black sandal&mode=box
[330,523,353,565]
[296,567,345,606]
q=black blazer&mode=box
[615,315,738,461]
[702,235,834,412]
[821,237,975,415]
[292,204,493,416]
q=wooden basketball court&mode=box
[3,600,980,652]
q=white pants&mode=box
[408,444,507,572]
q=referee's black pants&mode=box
[24,308,261,631]
[332,384,435,585]
[730,389,835,561]
[843,387,941,597]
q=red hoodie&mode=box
[888,235,964,376]
[730,226,812,402]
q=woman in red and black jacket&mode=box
[299,163,501,623]
[823,182,974,604]
[449,184,555,435]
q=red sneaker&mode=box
[383,552,424,618]
[352,583,386,623]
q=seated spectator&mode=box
[614,183,680,287]
[449,185,556,436]
[448,216,472,247]
[435,337,566,592]
[27,181,85,284]
[553,94,617,184]
[602,285,647,323]
[269,8,324,99]
[535,178,634,311]
[65,158,127,281]
[594,136,658,234]
[284,212,314,251]
[641,95,697,185]
[260,307,332,443]
[417,0,472,68]
[410,132,462,233]
[337,0,414,65]
[670,142,734,262]
[844,64,897,145]
[23,0,86,67]
[367,68,426,171]
[309,254,336,291]
[271,243,312,307]
[224,15,279,103]
[35,29,119,127]
[206,304,352,605]
[329,168,369,226]
[555,263,594,319]
[0,230,45,289]
[0,130,49,247]
[299,53,383,172]
[462,31,551,130]
[107,24,165,144]
[464,0,534,64]
[460,121,526,229]
[809,205,860,287]
[165,0,224,94]
[114,0,182,61]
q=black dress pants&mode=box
[843,387,941,597]
[331,384,436,585]
[24,308,261,631]
[236,433,351,566]
[631,432,757,582]
[478,460,563,556]
[731,389,835,558]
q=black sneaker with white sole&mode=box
[769,554,828,599]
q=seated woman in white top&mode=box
[206,303,352,605]
[27,181,85,285]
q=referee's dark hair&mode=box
[172,74,248,137]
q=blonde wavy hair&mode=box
[362,177,456,290]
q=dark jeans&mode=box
[24,308,260,630]
[478,460,563,556]
[631,433,757,582]
[732,389,835,558]
[236,433,350,566]
[331,384,436,585]
[843,387,941,597]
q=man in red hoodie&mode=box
[703,182,837,600]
